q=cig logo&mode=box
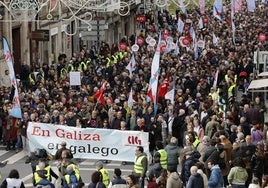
[128,136,141,145]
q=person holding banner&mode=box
[132,146,148,188]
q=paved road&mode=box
[0,146,135,187]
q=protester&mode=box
[186,165,204,188]
[88,171,106,188]
[227,157,248,188]
[166,166,182,188]
[164,137,181,171]
[127,174,139,188]
[108,168,127,188]
[207,160,224,188]
[0,169,25,188]
[96,161,110,188]
[132,146,148,188]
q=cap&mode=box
[95,161,103,168]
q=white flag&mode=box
[247,0,255,12]
[198,17,204,29]
[177,17,184,33]
[165,88,175,105]
[128,88,134,108]
[126,53,136,77]
[213,33,218,46]
[213,69,219,89]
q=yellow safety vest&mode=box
[64,173,81,185]
[29,73,35,85]
[100,168,110,188]
[112,55,118,64]
[78,61,86,71]
[134,155,146,175]
[67,64,74,72]
[118,51,124,59]
[228,84,236,98]
[60,68,68,77]
[86,60,91,66]
[193,136,200,148]
[34,165,51,183]
[158,149,167,169]
[106,57,111,68]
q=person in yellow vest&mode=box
[132,146,148,188]
[33,160,58,187]
[209,87,219,102]
[28,72,35,86]
[154,141,167,169]
[60,67,68,78]
[78,61,87,72]
[227,77,236,99]
[96,161,110,188]
[62,164,83,188]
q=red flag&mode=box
[94,81,107,106]
[158,77,169,98]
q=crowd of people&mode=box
[0,0,267,187]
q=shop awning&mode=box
[258,72,268,77]
[248,78,268,91]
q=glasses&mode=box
[104,122,108,123]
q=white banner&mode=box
[70,71,81,86]
[27,122,149,162]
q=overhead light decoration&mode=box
[0,0,132,35]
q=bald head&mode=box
[190,166,198,174]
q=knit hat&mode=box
[95,161,103,168]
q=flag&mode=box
[213,0,223,21]
[213,33,218,46]
[199,0,206,14]
[3,38,22,119]
[128,88,134,108]
[231,0,236,45]
[189,26,195,39]
[174,40,180,55]
[94,81,107,106]
[158,77,169,98]
[234,0,242,12]
[213,6,222,21]
[198,17,204,29]
[126,53,136,77]
[246,0,255,12]
[214,0,223,12]
[213,69,219,89]
[179,0,187,14]
[194,39,199,60]
[147,33,161,105]
[177,17,184,33]
[165,88,175,105]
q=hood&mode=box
[193,173,202,178]
[155,163,162,170]
[165,144,179,150]
[211,164,221,171]
[197,169,205,175]
[169,172,180,181]
[235,166,246,173]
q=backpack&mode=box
[69,174,78,188]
